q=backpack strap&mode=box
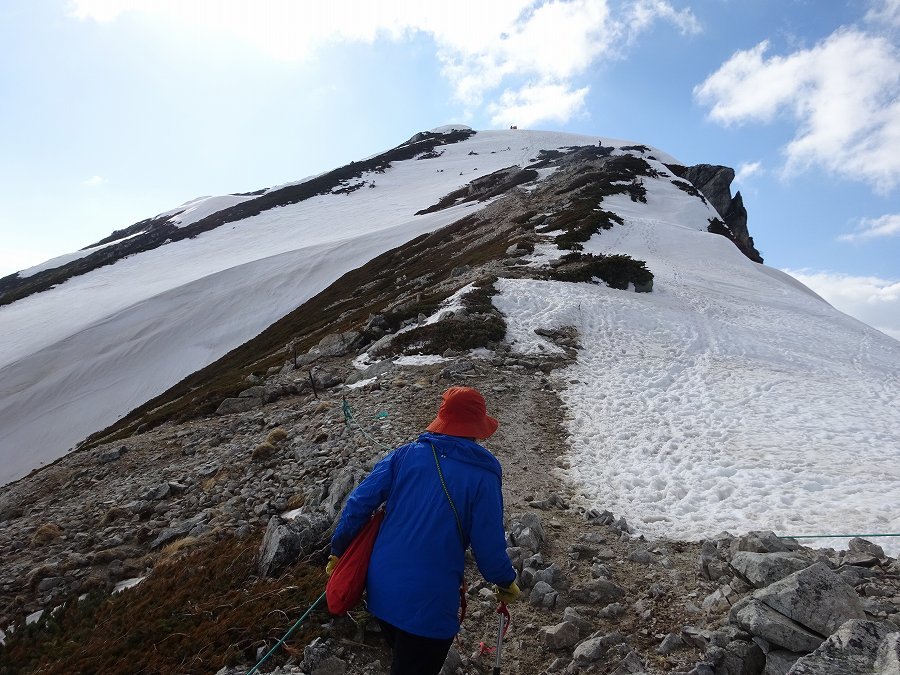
[431,443,468,631]
[431,443,464,545]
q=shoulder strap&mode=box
[431,443,464,545]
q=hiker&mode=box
[328,386,520,674]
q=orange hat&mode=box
[426,386,499,439]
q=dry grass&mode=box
[266,428,289,445]
[158,536,201,562]
[251,442,277,461]
[31,524,64,546]
[286,494,306,510]
[0,534,329,674]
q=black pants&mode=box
[377,619,454,675]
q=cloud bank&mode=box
[694,19,900,193]
[837,213,900,242]
[68,0,699,126]
[786,268,900,341]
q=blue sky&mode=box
[1,0,898,338]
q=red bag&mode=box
[326,508,385,614]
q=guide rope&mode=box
[245,591,326,675]
[777,533,900,539]
[341,396,396,451]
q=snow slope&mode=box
[0,127,635,486]
[494,161,900,555]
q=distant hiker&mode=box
[328,386,520,674]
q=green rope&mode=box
[342,397,394,451]
[246,591,326,675]
[778,533,900,539]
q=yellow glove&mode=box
[495,581,521,603]
[325,555,339,576]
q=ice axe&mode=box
[492,602,511,674]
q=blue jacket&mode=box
[331,432,515,639]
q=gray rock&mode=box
[610,650,645,674]
[628,547,653,564]
[708,639,765,675]
[764,650,804,675]
[731,531,795,556]
[599,603,625,619]
[570,578,626,605]
[142,483,171,501]
[257,513,330,577]
[542,621,580,649]
[529,580,558,609]
[216,397,262,415]
[562,606,592,635]
[151,521,194,549]
[318,331,361,357]
[572,632,627,666]
[238,385,267,399]
[848,538,885,559]
[509,512,545,551]
[733,599,824,653]
[99,447,125,463]
[702,587,734,614]
[752,563,865,638]
[875,632,900,673]
[322,467,365,522]
[657,633,683,655]
[787,619,899,674]
[731,552,812,588]
[439,646,462,674]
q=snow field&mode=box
[494,170,900,555]
[2,128,655,486]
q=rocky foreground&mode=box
[1,326,899,673]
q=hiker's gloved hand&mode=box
[325,555,339,576]
[495,581,521,603]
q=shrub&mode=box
[31,524,63,546]
[286,494,305,510]
[266,428,289,445]
[389,315,506,355]
[548,253,653,291]
[251,442,277,461]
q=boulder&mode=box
[847,537,884,558]
[731,531,796,556]
[787,619,899,674]
[529,580,558,609]
[752,563,865,638]
[542,621,580,649]
[764,650,805,675]
[732,599,825,653]
[257,513,330,577]
[730,552,813,588]
[571,632,627,668]
[216,397,262,415]
[569,578,626,605]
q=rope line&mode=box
[342,397,394,451]
[245,591,326,675]
[778,533,900,539]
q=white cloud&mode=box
[694,28,900,193]
[837,213,900,242]
[865,0,900,27]
[734,161,763,184]
[785,268,900,341]
[68,0,699,127]
[488,82,590,126]
[82,175,107,187]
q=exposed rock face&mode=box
[676,163,763,263]
[786,619,899,674]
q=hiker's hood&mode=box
[418,431,502,479]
